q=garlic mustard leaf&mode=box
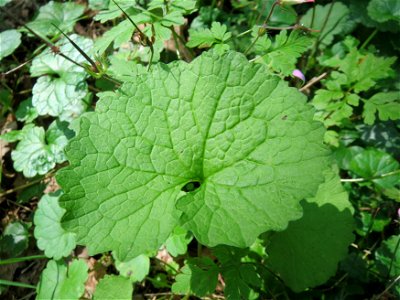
[34,191,76,260]
[36,259,88,300]
[266,168,354,292]
[57,51,329,260]
[93,275,133,300]
[25,1,84,37]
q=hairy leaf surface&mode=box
[58,51,329,260]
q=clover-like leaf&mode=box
[36,259,88,300]
[0,29,22,60]
[93,275,133,300]
[25,1,84,37]
[57,51,329,260]
[34,191,76,260]
[12,121,73,178]
[265,168,354,292]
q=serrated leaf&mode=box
[25,1,84,37]
[94,20,135,55]
[57,51,329,260]
[367,0,400,24]
[362,92,400,125]
[172,257,218,297]
[36,259,88,300]
[11,121,73,178]
[114,253,150,282]
[165,226,193,257]
[34,191,76,260]
[0,29,21,60]
[93,275,133,300]
[301,2,354,48]
[255,30,312,76]
[266,168,355,292]
[187,21,231,51]
[349,148,400,189]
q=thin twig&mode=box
[1,59,32,76]
[299,72,328,92]
[340,170,400,183]
[376,275,400,299]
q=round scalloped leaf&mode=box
[0,29,21,60]
[11,121,73,177]
[57,51,329,260]
[30,34,93,77]
[34,191,76,260]
[93,275,133,300]
[265,168,355,292]
[36,259,88,300]
[25,1,84,37]
[32,74,89,121]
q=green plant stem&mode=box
[360,28,378,50]
[0,255,47,265]
[340,169,400,183]
[0,279,36,289]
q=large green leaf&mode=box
[0,29,22,60]
[36,259,88,300]
[25,1,85,37]
[266,168,354,292]
[57,51,329,260]
[34,191,76,260]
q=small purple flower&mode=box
[398,208,400,219]
[292,69,306,82]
